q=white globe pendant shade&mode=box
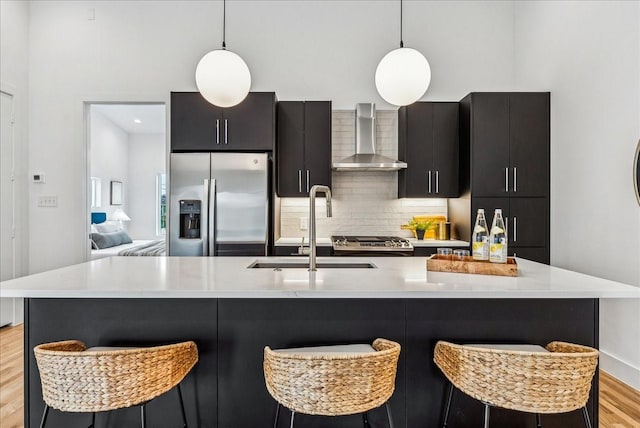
[195,49,251,108]
[375,47,431,106]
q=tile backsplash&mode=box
[279,110,448,239]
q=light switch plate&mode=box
[38,196,57,207]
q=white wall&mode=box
[127,133,166,239]
[514,1,640,389]
[1,0,29,278]
[1,0,30,324]
[25,0,515,272]
[90,108,129,223]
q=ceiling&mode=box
[92,104,166,134]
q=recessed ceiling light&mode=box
[133,118,142,124]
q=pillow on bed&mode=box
[90,230,133,249]
[94,221,122,233]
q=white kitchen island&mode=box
[2,256,638,428]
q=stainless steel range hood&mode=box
[332,103,407,171]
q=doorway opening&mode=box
[86,103,167,260]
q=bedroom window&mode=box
[91,177,102,208]
[156,173,166,236]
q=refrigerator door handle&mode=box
[202,179,210,256]
[208,178,216,256]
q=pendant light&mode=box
[375,0,431,107]
[195,0,251,108]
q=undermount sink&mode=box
[247,261,377,269]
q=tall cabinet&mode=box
[398,102,459,198]
[276,101,332,197]
[455,92,550,264]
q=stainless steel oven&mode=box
[331,236,414,256]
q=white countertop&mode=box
[274,238,468,247]
[1,256,638,299]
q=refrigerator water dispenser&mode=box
[179,200,201,239]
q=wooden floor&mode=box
[1,324,639,427]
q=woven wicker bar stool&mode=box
[34,340,198,428]
[264,338,401,427]
[433,341,599,428]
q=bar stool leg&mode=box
[441,382,454,428]
[89,412,96,428]
[177,384,188,428]
[362,411,371,428]
[483,403,491,428]
[140,404,147,428]
[385,401,395,428]
[289,410,295,428]
[39,404,50,428]
[582,406,593,428]
[273,403,281,428]
[536,413,542,428]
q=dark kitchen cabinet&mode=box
[473,197,547,246]
[277,101,332,197]
[467,92,549,198]
[171,92,275,152]
[451,92,550,264]
[398,102,459,198]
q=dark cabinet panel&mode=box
[398,102,458,198]
[221,92,275,151]
[304,101,332,189]
[471,93,510,197]
[171,92,275,152]
[509,197,548,248]
[433,102,459,196]
[510,93,550,197]
[171,92,220,152]
[472,197,548,264]
[276,101,331,197]
[276,102,305,196]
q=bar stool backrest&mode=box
[434,341,599,414]
[263,338,401,416]
[34,340,198,413]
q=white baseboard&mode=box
[600,350,640,391]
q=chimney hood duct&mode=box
[332,103,407,171]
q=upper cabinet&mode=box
[467,93,549,197]
[398,102,459,198]
[171,92,276,152]
[276,101,332,197]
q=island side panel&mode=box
[25,298,218,428]
[217,298,406,428]
[406,298,599,428]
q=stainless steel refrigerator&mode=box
[169,153,269,256]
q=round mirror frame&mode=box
[635,139,640,206]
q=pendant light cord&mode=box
[222,0,227,49]
[400,0,404,48]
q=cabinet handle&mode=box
[298,170,302,193]
[513,216,517,242]
[428,171,432,194]
[306,170,310,193]
[224,119,228,144]
[505,167,509,192]
[216,120,220,144]
[505,216,508,238]
[513,167,517,192]
[435,170,439,194]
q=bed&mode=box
[90,212,166,260]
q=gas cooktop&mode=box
[331,236,414,255]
